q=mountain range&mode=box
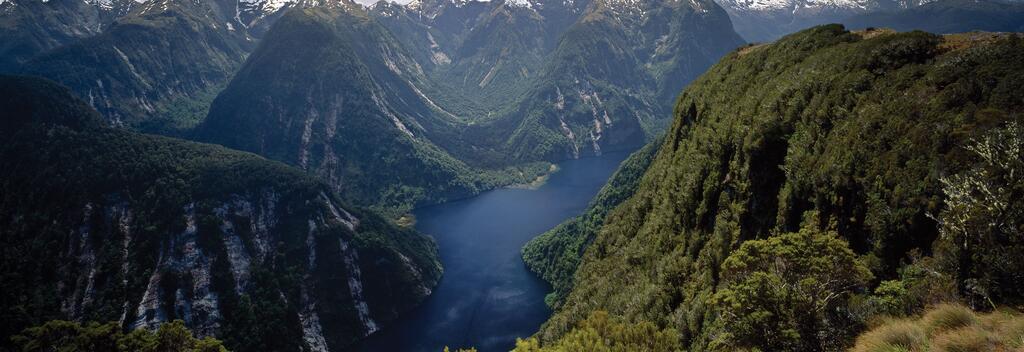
[0,0,746,349]
[3,0,1023,351]
[0,74,442,351]
[714,0,1024,41]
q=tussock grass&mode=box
[931,326,997,352]
[851,320,925,352]
[851,304,1024,352]
[924,304,978,334]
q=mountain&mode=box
[495,0,745,161]
[843,0,1024,34]
[17,0,254,132]
[715,0,1024,42]
[712,0,895,41]
[371,0,589,106]
[0,0,142,72]
[0,0,348,133]
[0,75,443,351]
[530,26,1024,351]
[195,5,554,214]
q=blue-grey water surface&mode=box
[357,152,629,352]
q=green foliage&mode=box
[11,320,227,352]
[522,137,661,307]
[0,75,442,351]
[512,311,681,352]
[537,25,1024,352]
[931,122,1024,308]
[852,304,1024,352]
[711,228,872,351]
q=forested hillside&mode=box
[532,26,1024,351]
[0,75,442,352]
[8,0,254,131]
[522,136,662,307]
[195,6,551,215]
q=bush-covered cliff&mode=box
[531,26,1024,351]
[0,75,443,351]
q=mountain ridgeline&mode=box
[0,75,442,352]
[195,0,745,213]
[713,0,1024,42]
[527,26,1024,351]
[0,0,348,132]
[194,5,550,214]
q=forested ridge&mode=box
[527,25,1024,351]
[0,75,442,352]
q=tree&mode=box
[711,228,873,351]
[512,311,681,352]
[932,122,1024,308]
[11,320,228,352]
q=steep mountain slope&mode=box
[3,0,347,133]
[372,0,589,107]
[195,5,547,214]
[0,0,141,72]
[535,26,1024,351]
[495,0,745,161]
[14,0,253,132]
[0,75,442,351]
[843,0,1024,34]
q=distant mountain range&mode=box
[713,0,1024,41]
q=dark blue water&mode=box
[357,152,629,352]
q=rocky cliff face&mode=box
[0,75,442,351]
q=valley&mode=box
[357,152,629,352]
[1,0,1023,351]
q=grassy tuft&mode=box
[853,304,1024,352]
[924,304,979,334]
[930,326,997,352]
[852,320,926,352]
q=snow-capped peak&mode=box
[716,0,879,12]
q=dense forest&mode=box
[0,75,442,351]
[527,25,1024,351]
